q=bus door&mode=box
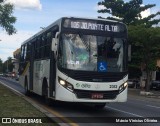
[29,42,34,91]
[49,29,58,98]
[47,25,59,97]
[50,50,56,97]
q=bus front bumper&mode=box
[55,85,128,103]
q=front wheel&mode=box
[94,103,106,109]
[24,78,30,96]
[24,83,30,96]
[43,85,52,106]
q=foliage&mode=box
[97,0,160,91]
[8,57,14,72]
[0,58,2,72]
[128,25,160,91]
[0,57,14,73]
[98,0,160,27]
[0,0,16,35]
[128,25,160,70]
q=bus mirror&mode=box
[128,45,131,61]
[55,32,60,38]
[51,38,58,55]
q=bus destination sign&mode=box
[63,19,124,32]
[71,21,118,32]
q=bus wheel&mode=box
[43,84,52,106]
[94,103,106,109]
[24,79,30,96]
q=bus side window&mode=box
[33,41,36,59]
[37,38,41,59]
[24,45,27,60]
[35,40,39,59]
[38,37,42,59]
[41,35,46,58]
[45,32,52,57]
[26,43,31,60]
[21,46,24,61]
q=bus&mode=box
[19,17,128,108]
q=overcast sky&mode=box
[0,0,160,62]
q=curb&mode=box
[128,88,160,99]
[0,80,70,126]
[140,91,160,98]
[140,91,154,96]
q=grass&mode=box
[0,83,58,126]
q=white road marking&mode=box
[146,105,160,109]
[105,106,143,117]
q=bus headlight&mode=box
[58,77,74,92]
[59,79,66,86]
[119,82,128,93]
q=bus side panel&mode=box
[19,62,30,89]
[55,69,72,101]
[19,75,25,88]
[33,59,50,95]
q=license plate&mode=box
[91,93,103,99]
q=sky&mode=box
[0,0,160,62]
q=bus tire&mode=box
[43,80,52,106]
[24,77,30,96]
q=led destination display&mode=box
[63,18,126,33]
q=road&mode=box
[0,77,160,126]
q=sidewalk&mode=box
[0,83,56,126]
[128,88,160,102]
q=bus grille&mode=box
[59,68,127,82]
[72,73,122,82]
[74,89,119,99]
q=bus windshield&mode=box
[58,33,127,72]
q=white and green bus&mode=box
[19,17,128,108]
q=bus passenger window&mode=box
[24,45,27,60]
[21,46,24,61]
[26,43,31,60]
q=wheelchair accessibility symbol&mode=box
[98,62,107,72]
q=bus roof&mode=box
[21,17,124,45]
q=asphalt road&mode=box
[0,77,160,126]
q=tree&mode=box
[98,0,160,27]
[0,0,16,35]
[0,58,3,72]
[128,25,160,91]
[97,0,160,92]
[3,57,13,73]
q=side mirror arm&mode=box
[51,32,60,59]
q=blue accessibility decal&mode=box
[98,62,107,72]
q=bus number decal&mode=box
[109,85,117,88]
